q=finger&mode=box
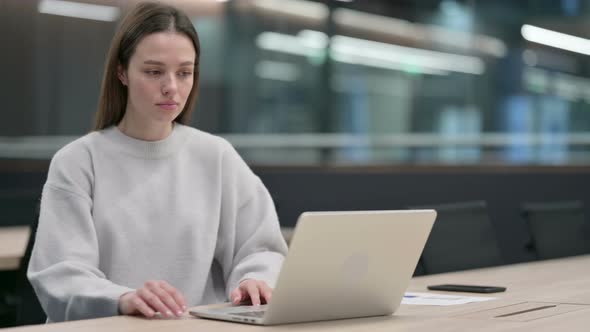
[130,295,156,318]
[230,287,244,305]
[258,282,273,304]
[245,282,261,306]
[138,288,174,318]
[159,281,187,312]
[146,283,183,317]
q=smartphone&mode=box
[427,284,506,293]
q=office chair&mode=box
[413,259,426,277]
[0,207,46,327]
[410,201,504,274]
[0,275,17,327]
[522,201,590,260]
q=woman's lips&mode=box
[156,103,178,111]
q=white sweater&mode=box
[27,124,288,322]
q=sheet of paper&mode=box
[402,292,497,306]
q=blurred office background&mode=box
[2,0,590,164]
[2,0,590,327]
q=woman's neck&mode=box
[117,115,174,142]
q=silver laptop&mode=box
[190,209,436,325]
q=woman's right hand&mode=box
[118,280,187,318]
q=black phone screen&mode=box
[427,284,506,293]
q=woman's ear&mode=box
[117,64,128,86]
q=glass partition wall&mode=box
[2,0,590,165]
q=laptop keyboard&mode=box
[232,310,266,318]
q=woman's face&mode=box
[118,31,195,127]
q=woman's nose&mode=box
[161,74,178,95]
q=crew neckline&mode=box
[102,123,189,159]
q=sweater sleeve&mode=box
[215,142,288,299]
[27,144,134,322]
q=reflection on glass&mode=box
[2,0,590,165]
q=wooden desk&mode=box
[0,226,30,271]
[4,255,590,331]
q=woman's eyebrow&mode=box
[143,60,194,66]
[143,60,165,65]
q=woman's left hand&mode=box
[230,279,272,306]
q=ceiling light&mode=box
[522,24,590,56]
[38,0,120,22]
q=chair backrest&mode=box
[14,205,46,325]
[522,201,590,260]
[413,259,426,277]
[410,201,503,274]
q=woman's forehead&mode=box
[133,31,195,65]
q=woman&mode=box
[28,1,287,322]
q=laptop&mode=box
[190,209,436,325]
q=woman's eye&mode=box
[146,70,161,76]
[178,71,193,77]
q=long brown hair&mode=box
[94,2,201,130]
